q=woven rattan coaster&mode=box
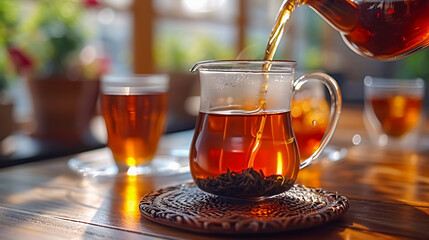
[139,183,349,234]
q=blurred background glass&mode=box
[364,76,425,150]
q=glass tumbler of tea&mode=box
[101,74,169,174]
[189,60,342,199]
[363,76,425,149]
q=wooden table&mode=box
[0,106,428,239]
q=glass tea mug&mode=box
[189,60,342,199]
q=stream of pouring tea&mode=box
[247,0,297,168]
[263,0,297,63]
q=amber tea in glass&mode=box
[101,75,169,172]
[191,112,299,198]
[190,60,341,199]
[370,95,422,137]
[364,76,425,149]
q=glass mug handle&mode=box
[293,73,342,169]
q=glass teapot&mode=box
[283,0,429,60]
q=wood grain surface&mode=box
[0,106,428,240]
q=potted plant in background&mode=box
[11,0,106,144]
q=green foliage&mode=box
[19,0,86,78]
[154,33,235,72]
[0,0,19,45]
[0,0,19,91]
[395,48,429,81]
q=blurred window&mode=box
[91,0,133,74]
[152,0,238,73]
